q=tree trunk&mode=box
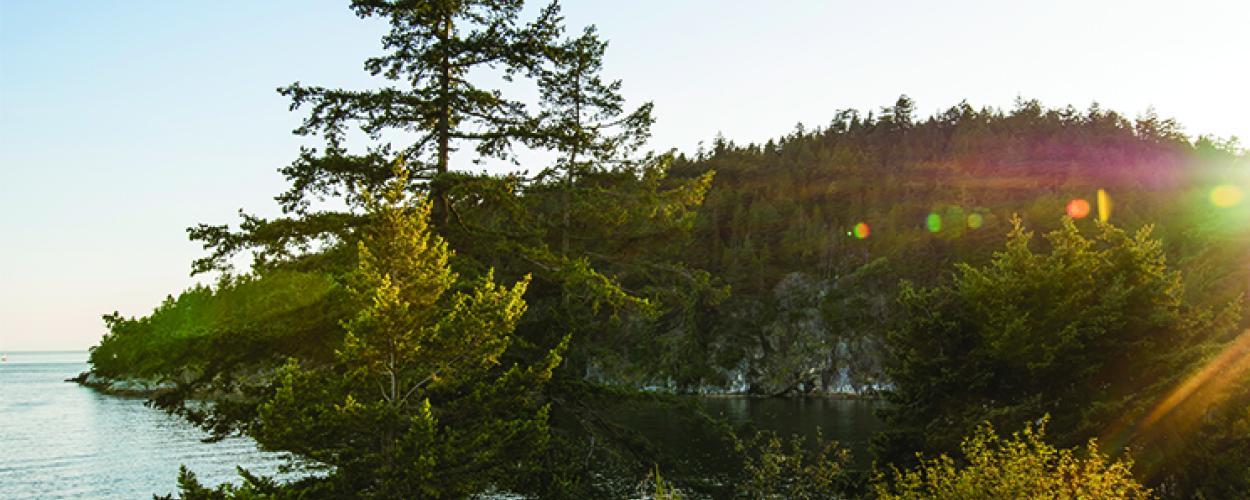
[437,15,452,176]
[434,14,453,224]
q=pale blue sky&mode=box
[2,0,1248,351]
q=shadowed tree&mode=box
[280,0,563,192]
[873,216,1244,497]
[528,25,655,256]
[242,167,567,497]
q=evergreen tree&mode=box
[529,25,655,257]
[247,167,566,496]
[282,0,562,182]
[872,217,1243,494]
[188,0,567,275]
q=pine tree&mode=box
[529,25,655,257]
[873,217,1241,479]
[187,1,567,274]
[264,0,564,227]
[248,166,566,497]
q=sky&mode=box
[2,0,1248,351]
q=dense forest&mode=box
[85,1,1250,498]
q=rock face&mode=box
[67,371,174,397]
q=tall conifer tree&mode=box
[530,25,655,257]
[276,0,563,214]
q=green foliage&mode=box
[90,271,341,380]
[112,3,724,496]
[87,270,348,440]
[282,0,562,179]
[187,0,567,275]
[874,217,1247,497]
[671,96,1249,395]
[158,465,287,500]
[88,267,346,438]
[1132,330,1250,496]
[531,24,653,172]
[180,0,720,392]
[735,430,853,499]
[242,170,566,497]
[440,158,722,385]
[873,418,1151,499]
[88,1,1250,490]
[650,465,685,500]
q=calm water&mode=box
[0,351,293,499]
[599,395,885,474]
[700,397,885,466]
[0,352,884,498]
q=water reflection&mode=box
[699,397,885,468]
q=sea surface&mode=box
[0,351,885,498]
[0,351,294,499]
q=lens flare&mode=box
[1140,329,1250,432]
[967,213,984,229]
[1210,184,1243,208]
[1096,189,1111,222]
[1066,198,1091,219]
[852,222,870,239]
[926,213,942,233]
[1102,328,1250,471]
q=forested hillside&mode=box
[83,1,1250,497]
[663,97,1249,396]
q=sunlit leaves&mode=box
[875,418,1151,499]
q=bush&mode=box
[874,417,1151,500]
[736,430,853,499]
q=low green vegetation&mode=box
[874,419,1150,500]
[735,430,854,499]
[87,0,1250,497]
[874,217,1247,493]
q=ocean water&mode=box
[0,352,885,498]
[0,351,294,499]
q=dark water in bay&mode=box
[700,397,885,466]
[0,352,884,498]
[592,396,885,477]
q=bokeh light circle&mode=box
[1066,198,1091,219]
[852,222,870,239]
[1096,189,1112,222]
[967,213,984,229]
[925,213,942,233]
[1210,184,1244,208]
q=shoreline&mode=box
[69,369,885,401]
[66,371,174,398]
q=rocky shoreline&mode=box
[68,369,883,401]
[66,371,174,397]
